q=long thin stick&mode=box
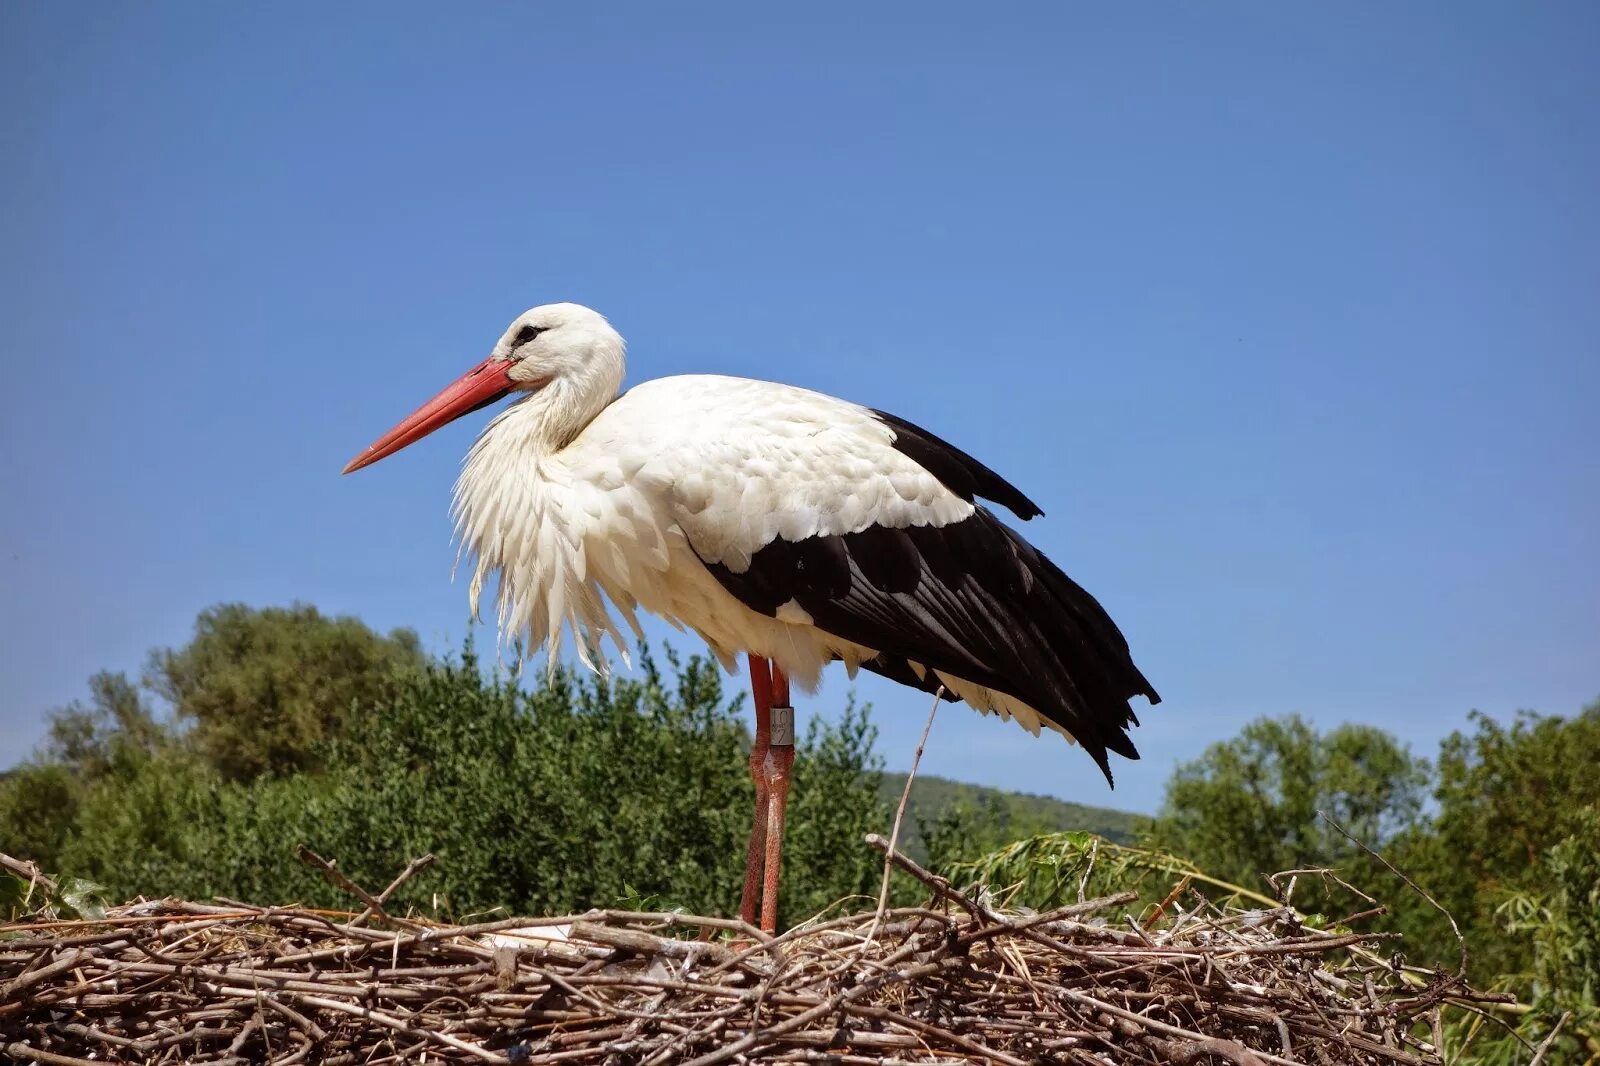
[3,1043,104,1066]
[1319,811,1469,981]
[861,686,942,947]
[1526,1011,1570,1066]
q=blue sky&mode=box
[2,3,1595,815]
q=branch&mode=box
[0,853,58,901]
[293,845,423,931]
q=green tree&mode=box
[1145,715,1429,894]
[2,605,424,867]
[146,602,424,780]
[0,671,167,869]
[1424,703,1600,979]
[0,764,82,872]
[43,671,166,778]
[1490,807,1600,1061]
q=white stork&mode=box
[344,302,1159,932]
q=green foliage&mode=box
[1416,704,1600,1064]
[918,793,1017,874]
[1144,715,1429,904]
[280,646,755,916]
[42,637,888,927]
[950,829,1279,915]
[0,604,425,874]
[782,697,892,918]
[147,602,425,780]
[0,670,170,870]
[0,867,110,923]
[1433,809,1600,1065]
[1488,807,1600,1060]
[1426,704,1600,979]
[0,763,83,872]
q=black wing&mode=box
[696,410,1158,786]
[870,408,1044,520]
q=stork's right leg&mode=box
[759,665,796,935]
[739,655,775,928]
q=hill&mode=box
[875,771,1146,861]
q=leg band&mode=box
[770,705,796,747]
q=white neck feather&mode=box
[449,329,628,671]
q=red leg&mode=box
[760,665,796,934]
[739,655,774,928]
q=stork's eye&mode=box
[513,324,546,346]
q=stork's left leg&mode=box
[739,656,774,928]
[760,665,796,934]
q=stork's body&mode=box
[346,303,1159,932]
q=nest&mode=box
[2,837,1495,1066]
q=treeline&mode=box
[2,603,1595,1061]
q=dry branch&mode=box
[1,840,1486,1065]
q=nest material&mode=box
[2,840,1479,1066]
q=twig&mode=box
[864,832,991,921]
[263,994,329,1043]
[1058,987,1286,1066]
[862,685,941,948]
[1076,834,1099,903]
[293,845,421,931]
[351,853,435,927]
[282,992,509,1063]
[3,1044,105,1066]
[1319,811,1469,981]
[1143,874,1192,930]
[568,921,737,966]
[1527,1011,1570,1066]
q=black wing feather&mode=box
[871,409,1044,520]
[697,505,1159,787]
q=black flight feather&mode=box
[697,505,1159,786]
[870,409,1044,520]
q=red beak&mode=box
[342,356,519,474]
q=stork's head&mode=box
[490,303,625,387]
[343,302,625,474]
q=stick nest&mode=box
[2,839,1489,1066]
